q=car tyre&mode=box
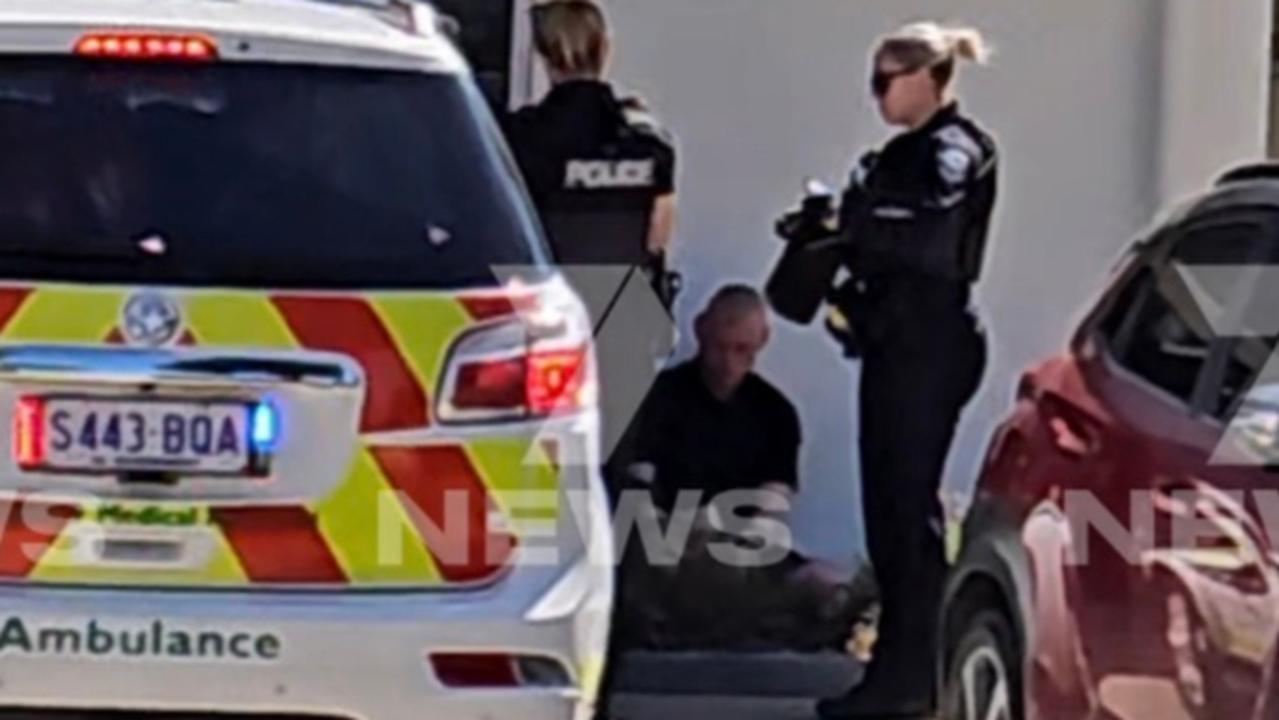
[941,609,1021,720]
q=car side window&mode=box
[1097,265,1150,349]
[1172,220,1279,417]
[1213,335,1279,418]
[1170,219,1276,265]
[1097,267,1212,404]
[1099,219,1279,410]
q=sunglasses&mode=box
[870,67,918,98]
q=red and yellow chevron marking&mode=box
[0,283,560,588]
[273,296,431,431]
[0,501,78,577]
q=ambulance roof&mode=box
[0,0,466,74]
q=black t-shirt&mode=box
[503,80,676,265]
[633,360,801,508]
[835,102,997,353]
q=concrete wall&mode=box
[590,0,1271,566]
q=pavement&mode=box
[606,650,862,720]
[612,695,826,720]
[605,654,1203,720]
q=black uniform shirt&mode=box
[504,80,676,264]
[632,360,801,509]
[838,102,998,352]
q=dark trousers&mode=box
[857,320,985,702]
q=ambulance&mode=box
[0,1,612,718]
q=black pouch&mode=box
[766,237,844,325]
[766,187,845,325]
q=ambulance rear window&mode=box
[0,58,548,289]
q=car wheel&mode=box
[941,609,1020,720]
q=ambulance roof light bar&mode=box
[74,32,219,61]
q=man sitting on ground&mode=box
[631,283,800,513]
[615,284,858,652]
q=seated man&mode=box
[615,285,862,652]
[631,283,800,511]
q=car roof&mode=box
[0,0,466,74]
[1137,165,1279,256]
[1173,164,1279,222]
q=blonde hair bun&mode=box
[532,0,611,77]
[883,21,992,67]
[945,26,992,64]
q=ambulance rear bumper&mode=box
[0,540,613,720]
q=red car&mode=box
[939,163,1279,720]
[1258,644,1278,720]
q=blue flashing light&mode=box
[250,401,279,452]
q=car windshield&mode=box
[0,57,548,289]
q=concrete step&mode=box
[612,649,862,697]
[610,695,820,720]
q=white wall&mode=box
[592,0,1271,567]
[1158,0,1273,205]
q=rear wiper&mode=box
[0,232,170,263]
[0,245,140,263]
[0,88,53,107]
[126,89,224,116]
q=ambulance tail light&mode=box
[12,396,46,469]
[526,348,589,415]
[439,281,595,423]
[74,32,219,61]
[442,339,592,422]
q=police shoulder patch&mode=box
[934,124,984,158]
[937,147,973,187]
[933,124,986,187]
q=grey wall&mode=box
[590,0,1270,566]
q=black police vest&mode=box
[539,106,668,266]
[842,106,998,287]
[831,106,998,353]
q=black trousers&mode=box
[857,320,985,702]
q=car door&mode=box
[1068,212,1279,716]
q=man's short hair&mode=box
[702,284,765,324]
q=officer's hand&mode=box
[775,208,809,242]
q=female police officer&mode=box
[816,22,997,719]
[504,0,677,271]
[503,7,678,718]
[504,0,679,477]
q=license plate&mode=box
[42,399,252,474]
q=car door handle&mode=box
[1050,417,1094,458]
[1041,392,1101,459]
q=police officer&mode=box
[816,22,998,719]
[503,6,677,719]
[505,0,679,477]
[504,0,677,279]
